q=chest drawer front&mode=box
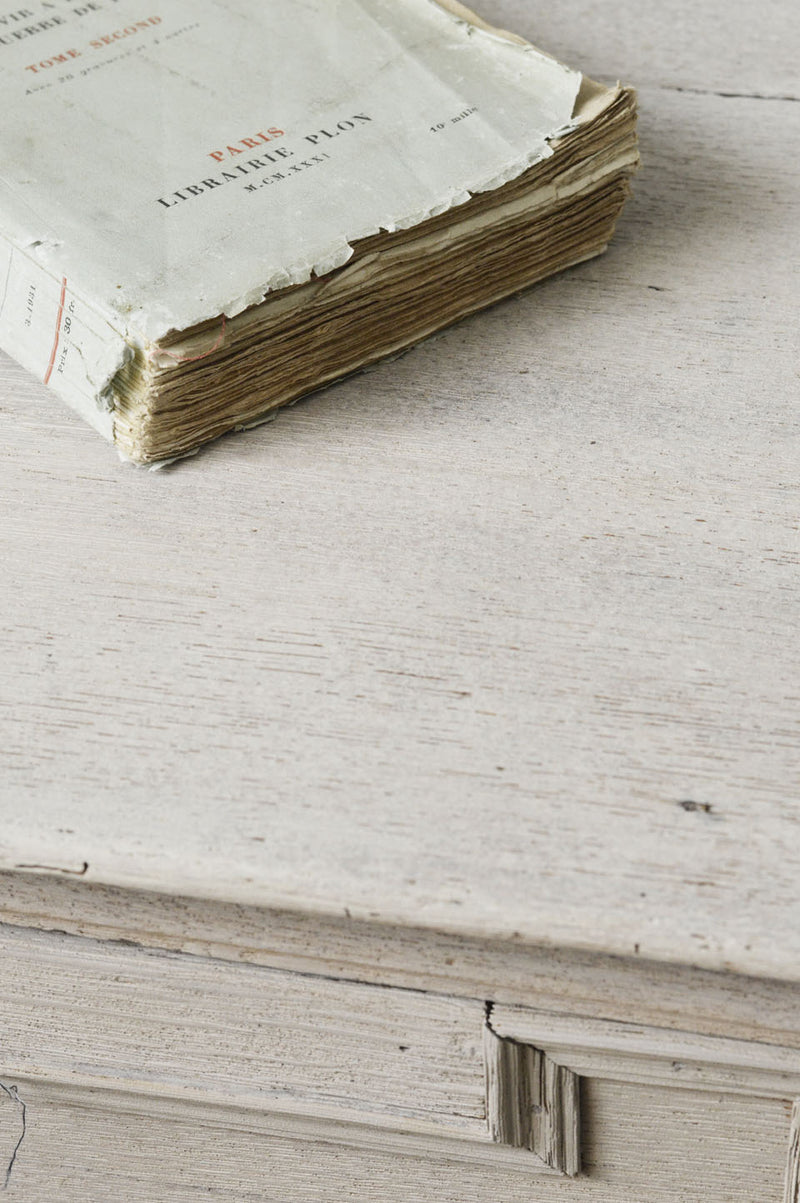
[0,925,488,1140]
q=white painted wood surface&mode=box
[493,1005,800,1099]
[7,871,800,1051]
[0,923,794,1200]
[1,0,799,982]
[0,1076,790,1201]
[482,0,799,97]
[0,926,489,1142]
[787,1100,800,1203]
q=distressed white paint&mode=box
[1,2,798,1196]
[786,1101,800,1203]
[0,926,492,1147]
[477,0,800,97]
[6,871,800,1055]
[0,923,793,1199]
[0,1076,787,1202]
[1,76,799,981]
[493,1007,800,1099]
[1,7,799,1195]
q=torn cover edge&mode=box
[1,0,587,451]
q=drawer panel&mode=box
[0,1077,790,1202]
[0,925,488,1140]
[1,923,796,1199]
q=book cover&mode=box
[0,0,627,458]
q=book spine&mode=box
[0,231,129,443]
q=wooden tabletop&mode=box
[1,0,798,982]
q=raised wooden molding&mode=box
[491,1004,800,1101]
[483,1015,580,1176]
[0,923,795,1198]
[0,924,566,1178]
[786,1101,800,1203]
[4,872,800,1057]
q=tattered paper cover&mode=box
[0,0,580,434]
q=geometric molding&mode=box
[489,1005,800,1100]
[483,1012,580,1176]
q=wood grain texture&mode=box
[0,921,793,1199]
[493,1006,800,1099]
[786,1101,800,1203]
[0,925,490,1143]
[1,4,799,982]
[6,876,800,1055]
[0,1085,25,1192]
[484,1024,581,1174]
[0,1077,789,1201]
[477,0,800,97]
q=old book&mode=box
[0,0,638,463]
